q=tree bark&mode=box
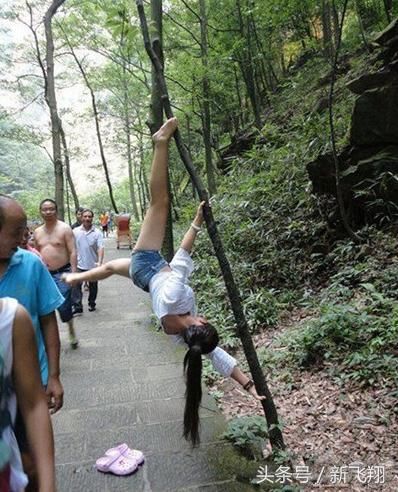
[43,0,66,219]
[137,0,285,451]
[322,0,334,61]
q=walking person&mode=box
[72,209,104,314]
[0,297,56,492]
[63,118,264,445]
[34,198,79,349]
[71,206,84,230]
[99,212,109,238]
[19,227,42,261]
[0,194,64,488]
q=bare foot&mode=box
[152,117,178,144]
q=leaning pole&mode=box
[136,0,285,451]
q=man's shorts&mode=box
[50,263,73,323]
[129,250,168,292]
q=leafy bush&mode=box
[223,416,268,459]
[278,284,398,385]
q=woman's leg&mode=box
[134,117,178,251]
[62,259,130,286]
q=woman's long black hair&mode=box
[182,324,219,446]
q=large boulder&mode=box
[306,18,398,227]
[346,60,398,94]
[373,18,398,47]
[342,146,398,190]
[307,146,398,225]
[217,129,261,172]
[350,85,398,146]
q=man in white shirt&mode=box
[72,209,104,314]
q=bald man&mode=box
[0,194,64,486]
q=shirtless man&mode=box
[35,199,79,349]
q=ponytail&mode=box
[183,345,202,446]
[182,323,219,446]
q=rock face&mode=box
[218,129,263,172]
[307,18,398,226]
[351,85,398,146]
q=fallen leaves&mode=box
[210,308,398,491]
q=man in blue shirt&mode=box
[0,194,64,484]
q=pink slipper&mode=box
[95,453,138,476]
[105,443,145,466]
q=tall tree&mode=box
[322,0,335,61]
[199,0,217,196]
[150,0,174,262]
[65,41,119,213]
[60,125,79,213]
[44,0,67,219]
[235,0,262,128]
[118,15,141,221]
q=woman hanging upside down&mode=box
[62,117,265,445]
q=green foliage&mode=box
[0,118,54,220]
[223,415,268,459]
[202,359,220,384]
[269,284,398,386]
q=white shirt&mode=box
[0,298,28,491]
[150,248,195,319]
[149,248,237,377]
[73,225,104,270]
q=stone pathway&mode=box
[53,238,256,491]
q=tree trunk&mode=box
[331,1,340,48]
[67,46,119,213]
[60,123,79,213]
[122,66,140,221]
[249,6,271,103]
[328,0,361,243]
[150,0,174,262]
[199,0,217,196]
[354,0,370,51]
[135,112,149,218]
[64,166,71,225]
[43,0,66,219]
[233,64,243,131]
[235,0,262,129]
[137,0,285,451]
[322,0,334,61]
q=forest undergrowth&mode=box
[178,47,398,490]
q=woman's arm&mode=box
[230,367,266,401]
[12,305,56,492]
[180,201,205,253]
[203,345,266,401]
[62,258,130,285]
